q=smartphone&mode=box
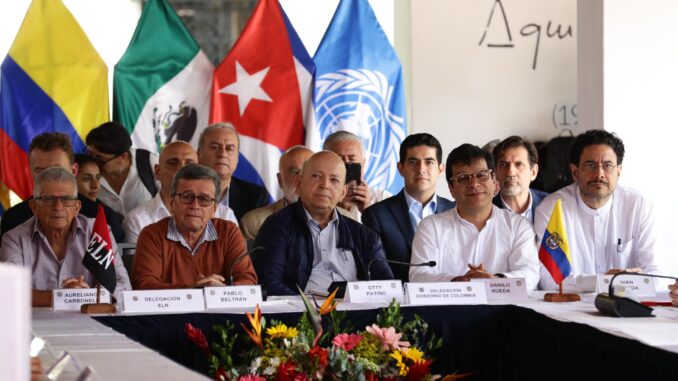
[345,162,362,184]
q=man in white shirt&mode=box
[362,133,455,282]
[85,122,158,215]
[410,143,539,290]
[123,141,237,244]
[534,130,658,290]
[491,136,548,223]
[323,131,391,221]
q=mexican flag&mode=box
[113,0,213,153]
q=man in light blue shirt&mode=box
[362,133,455,282]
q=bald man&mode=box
[241,146,313,240]
[253,151,393,296]
[123,141,238,244]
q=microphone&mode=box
[594,271,678,317]
[366,258,436,281]
[227,246,264,285]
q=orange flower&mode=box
[240,304,263,349]
[318,288,339,315]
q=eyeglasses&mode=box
[580,162,618,173]
[449,169,493,185]
[173,191,216,207]
[87,151,120,167]
[34,195,78,207]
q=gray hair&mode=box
[171,164,221,199]
[198,122,240,150]
[33,167,77,198]
[279,145,313,169]
[322,130,365,155]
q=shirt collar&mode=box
[219,186,231,207]
[499,191,533,217]
[575,185,614,216]
[167,217,219,254]
[452,205,496,230]
[403,190,438,211]
[155,193,170,214]
[303,205,339,231]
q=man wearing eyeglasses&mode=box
[123,141,238,244]
[534,130,658,291]
[132,164,257,289]
[0,132,125,244]
[0,168,131,307]
[409,144,540,291]
[85,122,159,215]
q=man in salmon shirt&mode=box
[132,164,257,289]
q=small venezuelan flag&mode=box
[0,0,109,200]
[539,199,572,284]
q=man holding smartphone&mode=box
[323,131,391,221]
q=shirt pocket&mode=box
[614,238,634,265]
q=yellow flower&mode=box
[389,350,408,376]
[402,347,425,363]
[266,324,299,339]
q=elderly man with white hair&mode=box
[0,167,131,307]
[323,131,391,221]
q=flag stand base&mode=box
[544,283,581,302]
[80,284,115,314]
[544,293,580,302]
[81,303,116,314]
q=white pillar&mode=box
[577,0,678,274]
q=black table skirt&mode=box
[95,304,678,380]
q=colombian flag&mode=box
[538,199,572,284]
[0,0,109,200]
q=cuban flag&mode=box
[209,0,315,200]
[313,0,406,195]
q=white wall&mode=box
[410,0,577,198]
[579,0,678,274]
[280,0,394,57]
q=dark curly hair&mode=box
[570,129,625,165]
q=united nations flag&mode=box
[312,0,406,195]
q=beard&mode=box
[501,182,523,197]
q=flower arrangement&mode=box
[185,288,471,381]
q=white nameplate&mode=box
[120,289,205,313]
[405,282,488,305]
[344,280,403,303]
[204,285,263,309]
[595,275,656,297]
[52,289,111,311]
[471,278,528,301]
